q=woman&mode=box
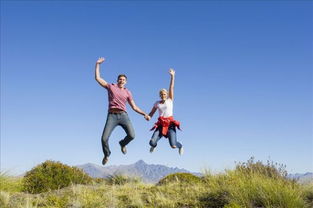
[148,69,183,155]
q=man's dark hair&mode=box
[117,74,127,80]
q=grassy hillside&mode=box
[1,160,312,208]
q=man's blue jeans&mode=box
[101,112,135,157]
[149,124,182,148]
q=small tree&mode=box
[22,160,92,194]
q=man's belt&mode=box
[109,108,125,114]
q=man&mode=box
[95,57,150,165]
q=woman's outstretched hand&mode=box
[169,68,175,76]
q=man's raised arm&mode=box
[95,57,108,88]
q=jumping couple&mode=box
[95,57,183,165]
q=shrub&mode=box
[157,172,202,185]
[22,160,92,194]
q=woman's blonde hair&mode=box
[159,88,168,95]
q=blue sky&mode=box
[1,0,312,175]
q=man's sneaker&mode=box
[119,141,127,154]
[179,147,184,155]
[150,146,155,153]
[102,156,109,165]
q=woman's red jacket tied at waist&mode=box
[150,116,181,137]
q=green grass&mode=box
[1,158,313,208]
[201,170,307,208]
[1,172,312,208]
[302,182,313,207]
[0,171,23,193]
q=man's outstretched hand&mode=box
[96,57,105,64]
[144,114,151,121]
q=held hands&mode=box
[96,57,105,64]
[169,68,175,76]
[144,114,151,121]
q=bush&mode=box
[157,172,202,185]
[22,160,92,194]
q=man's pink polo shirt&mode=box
[105,83,133,111]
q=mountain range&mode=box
[76,160,201,183]
[76,160,312,184]
[287,172,313,184]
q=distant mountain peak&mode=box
[135,160,146,165]
[287,172,313,184]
